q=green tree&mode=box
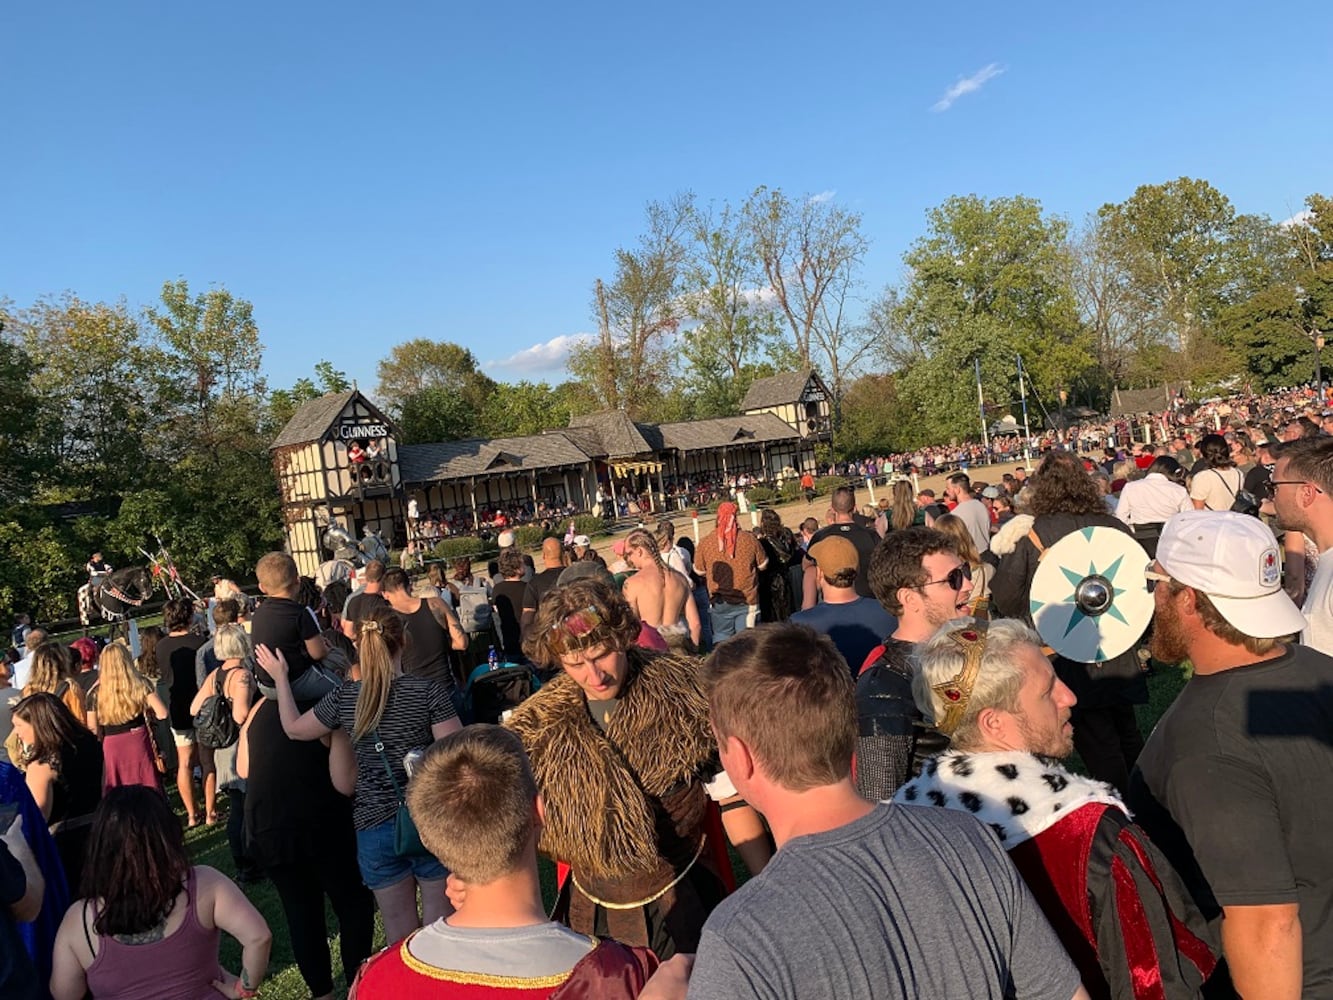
[375,339,496,421]
[396,386,478,444]
[145,280,266,460]
[838,373,921,455]
[14,294,153,499]
[0,338,47,505]
[267,360,353,432]
[477,380,572,437]
[1097,178,1280,366]
[884,194,1092,442]
[1217,284,1312,390]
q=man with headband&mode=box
[503,579,770,958]
[894,619,1217,999]
[694,501,767,641]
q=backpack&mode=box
[465,661,540,725]
[455,583,493,635]
[192,667,238,749]
[1210,468,1260,517]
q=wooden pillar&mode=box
[655,463,666,513]
[470,478,479,530]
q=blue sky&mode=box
[4,2,1331,393]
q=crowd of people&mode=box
[1,384,1332,998]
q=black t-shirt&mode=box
[156,632,207,729]
[805,522,881,598]
[249,597,321,687]
[0,842,39,1000]
[1128,644,1333,994]
[529,567,564,608]
[1243,462,1273,498]
[344,591,387,631]
[492,579,536,658]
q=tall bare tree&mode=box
[568,194,692,416]
[742,187,868,372]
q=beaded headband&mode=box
[930,624,988,736]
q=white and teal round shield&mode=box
[1029,526,1153,663]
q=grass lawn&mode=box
[186,658,1194,999]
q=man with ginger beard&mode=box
[853,526,973,800]
[1129,510,1333,1000]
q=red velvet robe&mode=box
[1008,803,1217,1000]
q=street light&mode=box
[1317,332,1325,405]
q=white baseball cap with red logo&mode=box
[1157,510,1306,639]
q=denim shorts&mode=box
[355,817,447,890]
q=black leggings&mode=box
[1071,703,1144,796]
[266,850,376,996]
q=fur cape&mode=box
[892,749,1126,847]
[505,646,716,880]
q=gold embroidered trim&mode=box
[571,835,706,910]
[397,930,585,987]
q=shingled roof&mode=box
[567,411,654,458]
[1110,385,1184,416]
[741,371,819,411]
[655,412,800,452]
[398,433,593,483]
[270,390,359,449]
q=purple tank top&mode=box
[84,868,223,1000]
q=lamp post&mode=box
[1317,332,1325,406]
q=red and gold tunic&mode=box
[349,934,657,999]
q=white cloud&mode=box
[486,332,594,377]
[808,190,837,204]
[931,62,1004,112]
[1279,209,1314,229]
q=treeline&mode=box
[410,180,1326,457]
[0,282,287,620]
[6,179,1330,618]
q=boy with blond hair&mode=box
[350,726,657,997]
[249,552,337,701]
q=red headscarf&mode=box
[716,501,739,558]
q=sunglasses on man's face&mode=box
[919,563,972,592]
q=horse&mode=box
[78,566,154,631]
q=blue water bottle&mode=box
[488,645,499,671]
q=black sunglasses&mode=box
[919,563,973,592]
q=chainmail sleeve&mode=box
[855,732,914,802]
[853,643,925,801]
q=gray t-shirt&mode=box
[688,804,1079,1000]
[406,919,594,978]
[951,497,992,554]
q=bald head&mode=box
[541,537,564,568]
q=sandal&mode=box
[186,815,201,828]
[205,813,219,826]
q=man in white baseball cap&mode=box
[1128,510,1333,998]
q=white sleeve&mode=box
[703,769,737,801]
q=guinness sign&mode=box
[338,423,389,441]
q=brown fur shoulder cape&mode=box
[505,646,716,880]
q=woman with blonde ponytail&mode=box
[257,605,462,946]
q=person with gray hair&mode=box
[894,619,1218,999]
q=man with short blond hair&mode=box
[350,726,657,997]
[673,623,1086,1000]
[895,620,1217,998]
